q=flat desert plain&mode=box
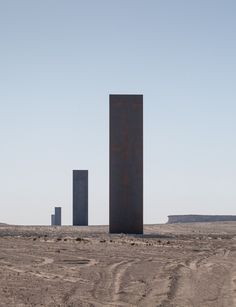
[0,222,236,307]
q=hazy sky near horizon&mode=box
[1,0,236,225]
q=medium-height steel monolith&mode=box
[73,170,88,226]
[109,94,143,234]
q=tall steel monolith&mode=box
[109,94,143,234]
[54,207,61,226]
[73,170,88,226]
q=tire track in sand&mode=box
[91,259,140,306]
[163,246,236,306]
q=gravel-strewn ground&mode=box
[0,222,236,306]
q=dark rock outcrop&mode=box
[167,215,236,224]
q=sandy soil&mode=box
[0,222,236,307]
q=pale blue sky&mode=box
[1,0,235,225]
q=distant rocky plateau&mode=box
[167,215,236,224]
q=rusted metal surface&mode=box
[109,94,143,234]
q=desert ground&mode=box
[0,222,236,307]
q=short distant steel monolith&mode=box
[54,207,61,226]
